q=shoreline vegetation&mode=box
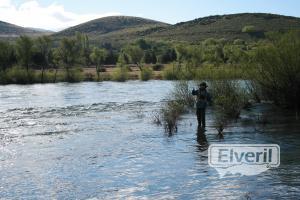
[0,31,299,122]
[0,64,248,84]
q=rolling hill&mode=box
[2,13,300,45]
[54,13,300,46]
[146,13,300,42]
[54,16,170,46]
[56,16,170,36]
[0,21,52,38]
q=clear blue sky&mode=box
[2,0,300,30]
[12,0,300,24]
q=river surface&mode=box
[0,81,299,199]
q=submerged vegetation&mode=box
[159,81,194,134]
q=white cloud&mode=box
[0,0,121,31]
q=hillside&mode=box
[0,21,51,38]
[55,16,169,45]
[54,13,300,46]
[146,13,300,42]
[2,13,300,45]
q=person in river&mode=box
[192,82,211,129]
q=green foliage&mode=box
[16,36,34,71]
[162,64,180,80]
[242,25,256,33]
[157,48,177,64]
[172,81,195,109]
[75,32,91,65]
[162,64,196,80]
[112,66,129,82]
[35,36,52,66]
[142,50,157,64]
[117,51,131,65]
[63,67,83,83]
[251,31,300,112]
[195,65,248,80]
[139,66,153,81]
[223,43,248,64]
[90,47,108,80]
[159,81,194,134]
[123,45,144,64]
[210,80,249,120]
[135,39,151,50]
[0,41,15,71]
[160,100,184,134]
[58,37,80,67]
[5,66,35,84]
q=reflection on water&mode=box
[196,126,208,152]
[0,81,299,199]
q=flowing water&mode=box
[0,81,299,199]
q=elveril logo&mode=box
[208,144,280,177]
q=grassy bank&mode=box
[0,63,251,85]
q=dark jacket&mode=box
[192,89,212,109]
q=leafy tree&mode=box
[75,32,91,65]
[16,36,34,73]
[202,39,225,64]
[117,51,131,66]
[49,48,61,83]
[223,44,247,64]
[90,47,108,80]
[0,41,15,71]
[123,45,144,67]
[158,48,177,63]
[176,45,190,64]
[104,49,118,64]
[135,39,151,50]
[35,36,52,82]
[143,50,157,64]
[57,37,80,81]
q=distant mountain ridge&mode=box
[2,13,300,44]
[0,21,51,38]
[147,13,300,42]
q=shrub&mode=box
[159,81,194,134]
[242,25,256,33]
[161,100,185,134]
[64,68,83,83]
[162,64,180,80]
[112,67,128,82]
[5,66,36,84]
[140,66,153,81]
[210,80,250,134]
[162,64,195,80]
[211,80,249,119]
[172,81,195,109]
[251,31,300,118]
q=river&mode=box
[0,81,299,199]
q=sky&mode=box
[0,0,300,31]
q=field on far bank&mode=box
[82,65,164,81]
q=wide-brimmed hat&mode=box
[199,82,208,88]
